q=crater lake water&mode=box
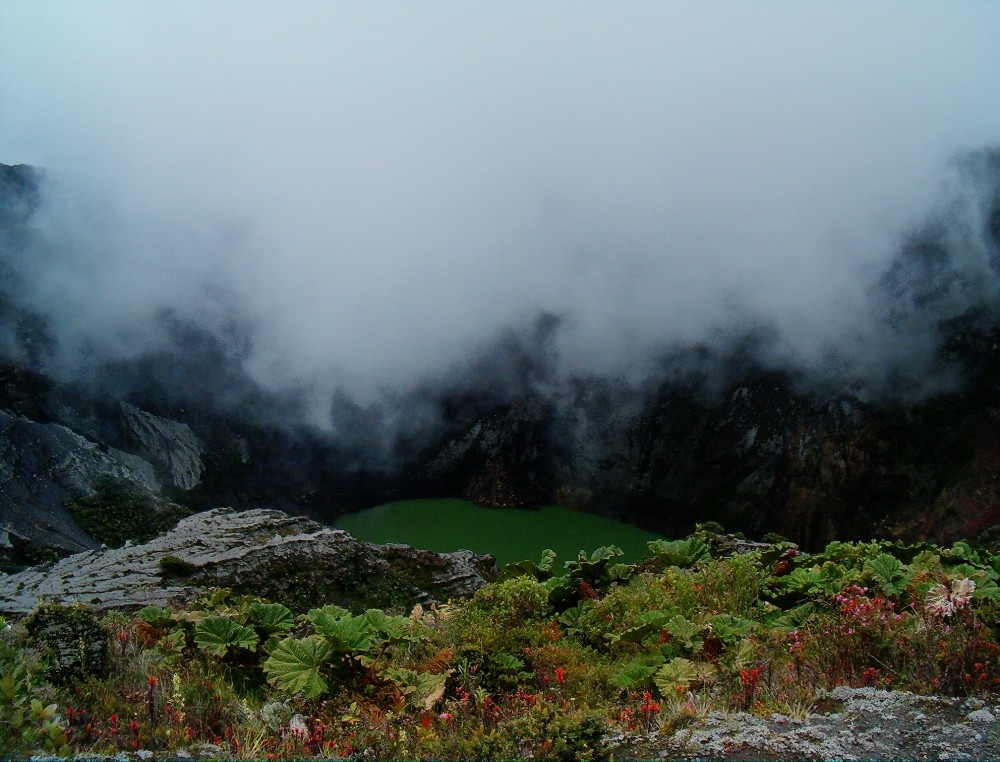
[333,499,666,567]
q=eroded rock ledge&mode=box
[0,507,496,614]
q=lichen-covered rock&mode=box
[0,507,495,614]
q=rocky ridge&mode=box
[0,507,495,614]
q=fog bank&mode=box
[1,2,999,423]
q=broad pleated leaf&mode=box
[490,652,525,673]
[310,611,375,653]
[364,609,417,642]
[610,652,665,689]
[194,616,258,657]
[137,605,176,629]
[654,657,698,695]
[774,565,822,595]
[263,636,332,698]
[664,615,703,652]
[614,610,670,644]
[709,613,753,644]
[863,553,906,597]
[248,602,295,635]
[647,538,710,568]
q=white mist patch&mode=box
[1,3,999,407]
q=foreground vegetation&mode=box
[3,526,1000,759]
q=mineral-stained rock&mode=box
[0,507,496,614]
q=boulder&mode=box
[0,507,496,614]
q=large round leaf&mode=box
[194,616,259,658]
[263,636,333,698]
[247,602,295,634]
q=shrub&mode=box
[25,602,108,684]
[158,554,197,577]
[65,475,193,548]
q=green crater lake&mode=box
[333,499,665,567]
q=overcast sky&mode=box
[1,2,999,408]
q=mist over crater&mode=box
[1,2,1000,450]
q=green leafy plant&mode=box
[648,537,711,568]
[262,636,333,698]
[6,529,1000,760]
[193,616,259,658]
[65,474,192,548]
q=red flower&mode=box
[554,667,566,684]
[147,676,158,688]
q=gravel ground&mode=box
[611,687,1000,760]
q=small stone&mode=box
[136,751,154,761]
[289,713,309,735]
[966,708,995,723]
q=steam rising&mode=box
[1,3,999,423]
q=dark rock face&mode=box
[119,401,205,490]
[424,397,552,507]
[0,508,496,614]
[0,164,41,227]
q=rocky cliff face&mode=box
[421,328,1000,550]
[119,401,204,490]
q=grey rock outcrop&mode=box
[0,409,161,557]
[0,507,495,614]
[120,402,204,490]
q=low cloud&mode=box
[1,2,999,425]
